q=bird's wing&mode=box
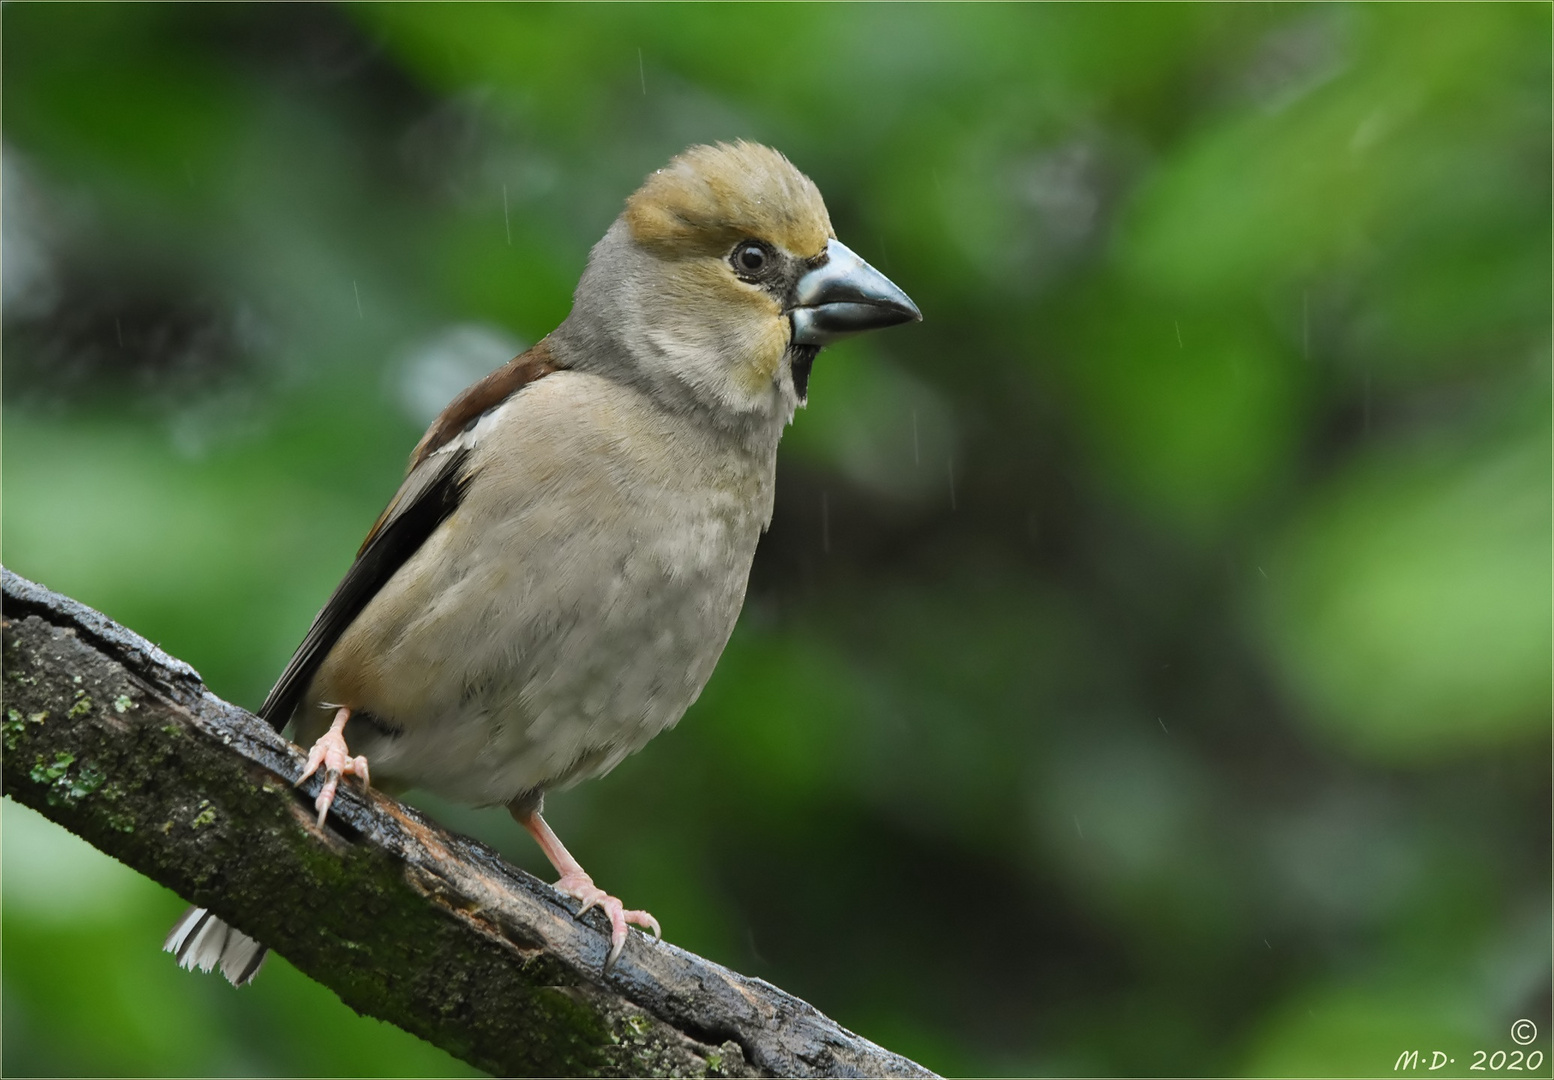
[257,444,474,730]
[407,338,561,471]
[258,340,565,731]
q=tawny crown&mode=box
[624,141,833,260]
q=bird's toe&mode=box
[299,709,370,826]
[553,872,659,969]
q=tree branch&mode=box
[0,568,933,1079]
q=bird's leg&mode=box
[511,805,662,969]
[295,706,371,827]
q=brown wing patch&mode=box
[625,141,833,259]
[353,338,562,559]
[407,337,563,471]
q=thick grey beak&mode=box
[789,238,922,346]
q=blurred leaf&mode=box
[1262,423,1552,761]
[1241,978,1487,1078]
[1058,292,1305,533]
[782,342,958,505]
[1120,6,1550,313]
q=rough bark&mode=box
[0,567,934,1079]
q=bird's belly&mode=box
[314,493,758,807]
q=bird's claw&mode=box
[296,715,369,827]
[554,871,661,970]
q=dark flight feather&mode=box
[258,446,475,730]
[259,345,565,732]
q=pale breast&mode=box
[302,372,773,807]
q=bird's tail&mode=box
[163,906,269,986]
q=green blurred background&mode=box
[3,4,1549,1076]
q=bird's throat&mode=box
[789,344,820,402]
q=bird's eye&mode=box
[732,242,770,277]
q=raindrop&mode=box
[1302,290,1310,361]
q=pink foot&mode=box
[295,707,370,827]
[554,870,662,970]
[512,807,663,971]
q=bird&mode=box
[164,140,920,984]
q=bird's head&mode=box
[555,141,920,445]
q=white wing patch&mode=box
[431,397,514,460]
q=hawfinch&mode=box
[166,141,920,983]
